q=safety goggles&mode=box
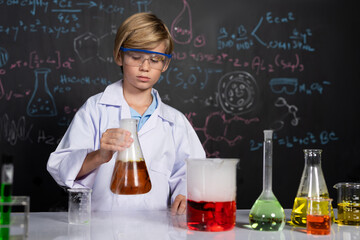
[120,47,172,71]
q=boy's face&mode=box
[117,42,169,93]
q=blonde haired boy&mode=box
[47,12,205,215]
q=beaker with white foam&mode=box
[186,158,239,232]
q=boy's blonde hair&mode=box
[113,12,174,66]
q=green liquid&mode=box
[0,183,11,240]
[0,183,12,224]
[0,228,9,240]
[249,199,286,231]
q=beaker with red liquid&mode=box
[306,198,332,235]
[186,158,239,232]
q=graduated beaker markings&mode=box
[334,182,360,226]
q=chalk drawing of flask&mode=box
[27,68,57,117]
[171,0,193,44]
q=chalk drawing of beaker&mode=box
[27,68,57,117]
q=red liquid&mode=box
[110,160,151,194]
[306,214,331,235]
[187,200,236,231]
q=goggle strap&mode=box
[120,47,172,59]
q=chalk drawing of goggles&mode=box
[269,78,298,95]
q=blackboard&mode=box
[1,0,359,211]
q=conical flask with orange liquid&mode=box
[110,119,152,194]
[290,149,334,227]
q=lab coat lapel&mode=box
[99,80,131,119]
[138,91,175,136]
[138,109,158,136]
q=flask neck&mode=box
[304,149,322,166]
[263,138,273,192]
[120,119,138,136]
[117,119,144,162]
[296,149,329,198]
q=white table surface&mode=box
[18,209,360,240]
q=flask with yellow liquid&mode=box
[290,149,334,227]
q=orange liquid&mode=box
[306,214,331,235]
[110,160,151,194]
[187,200,236,231]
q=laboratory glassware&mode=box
[186,158,239,231]
[110,119,151,194]
[249,130,286,231]
[290,149,334,227]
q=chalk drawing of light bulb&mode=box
[27,68,57,117]
[217,71,258,115]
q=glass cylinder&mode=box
[249,130,285,231]
[110,119,151,195]
[290,149,334,227]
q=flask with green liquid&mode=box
[249,130,286,231]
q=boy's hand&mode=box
[77,128,133,179]
[171,194,186,215]
[99,128,133,163]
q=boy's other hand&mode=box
[171,194,186,215]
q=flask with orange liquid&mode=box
[110,119,151,195]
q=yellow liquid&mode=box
[290,196,334,227]
[291,197,307,227]
[337,202,360,226]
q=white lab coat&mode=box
[47,80,205,211]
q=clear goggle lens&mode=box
[120,47,171,71]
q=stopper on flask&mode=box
[263,130,273,140]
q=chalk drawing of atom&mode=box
[217,71,258,115]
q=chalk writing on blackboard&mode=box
[217,12,314,52]
[0,78,31,101]
[0,47,8,68]
[1,1,49,15]
[53,74,112,95]
[249,131,339,151]
[131,0,152,12]
[9,51,74,70]
[0,114,33,146]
